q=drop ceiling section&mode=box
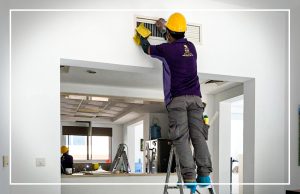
[61,95,131,119]
[60,66,242,122]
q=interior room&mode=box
[1,1,299,194]
[59,65,245,186]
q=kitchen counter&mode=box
[62,172,173,178]
[62,172,181,194]
[61,172,178,184]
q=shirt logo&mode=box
[182,45,194,57]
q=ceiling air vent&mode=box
[136,16,202,44]
[136,17,164,39]
[60,65,70,73]
[203,80,226,86]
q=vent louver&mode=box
[136,16,202,44]
[136,17,164,39]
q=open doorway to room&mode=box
[59,60,254,186]
[219,95,244,194]
[125,121,144,173]
[230,97,244,194]
[60,92,166,175]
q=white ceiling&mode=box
[61,65,242,94]
[60,65,243,123]
[61,94,166,124]
[211,0,300,8]
[61,66,163,90]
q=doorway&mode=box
[219,95,244,194]
[230,98,244,194]
[126,120,144,173]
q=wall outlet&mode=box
[36,158,46,167]
[2,155,9,167]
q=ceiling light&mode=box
[67,95,87,100]
[91,96,109,102]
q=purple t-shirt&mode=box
[150,38,201,105]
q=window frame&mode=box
[64,129,112,163]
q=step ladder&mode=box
[110,144,131,173]
[163,143,216,194]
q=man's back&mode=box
[150,38,201,104]
[139,13,213,193]
[61,153,73,169]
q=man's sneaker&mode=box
[196,176,211,188]
[180,180,197,194]
[185,181,197,194]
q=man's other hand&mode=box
[156,18,166,34]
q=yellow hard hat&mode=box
[92,163,100,170]
[61,146,69,154]
[166,12,187,33]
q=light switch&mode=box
[3,155,9,167]
[36,158,46,167]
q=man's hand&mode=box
[155,18,167,34]
[140,36,150,55]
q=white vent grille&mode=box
[186,24,201,44]
[136,17,164,39]
[136,16,202,44]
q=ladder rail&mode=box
[164,143,216,194]
[110,144,124,171]
[122,151,131,173]
[174,146,184,194]
[110,144,130,173]
[208,187,216,194]
[163,145,174,194]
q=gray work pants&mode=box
[167,95,212,181]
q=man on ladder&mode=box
[138,12,213,193]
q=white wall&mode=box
[134,122,144,167]
[243,80,255,194]
[1,2,297,194]
[212,84,243,181]
[286,5,300,191]
[218,95,244,194]
[210,84,244,194]
[11,10,288,191]
[61,174,182,194]
[61,82,164,101]
[123,115,149,172]
[0,0,10,194]
[125,123,136,172]
[124,121,144,172]
[10,186,60,194]
[219,102,232,194]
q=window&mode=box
[66,135,87,160]
[90,136,110,160]
[63,126,112,161]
